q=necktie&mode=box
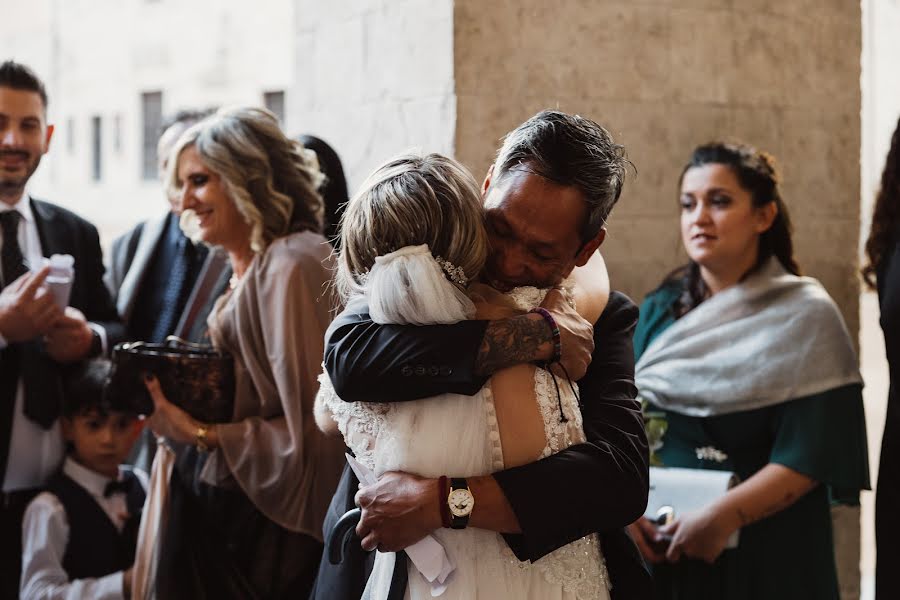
[0,210,28,289]
[151,236,193,343]
[0,211,29,478]
[104,478,130,498]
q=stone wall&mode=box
[454,0,862,340]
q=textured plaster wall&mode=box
[288,0,456,191]
[454,0,862,340]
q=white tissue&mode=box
[41,254,74,309]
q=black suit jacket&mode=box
[314,291,651,599]
[31,199,121,332]
[0,199,123,480]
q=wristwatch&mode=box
[447,477,475,529]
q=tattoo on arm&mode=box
[474,314,551,377]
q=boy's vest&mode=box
[45,468,145,579]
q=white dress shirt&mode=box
[19,458,147,600]
[0,194,65,491]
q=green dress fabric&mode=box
[635,282,869,600]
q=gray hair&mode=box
[493,109,630,242]
[166,106,324,253]
[336,153,488,301]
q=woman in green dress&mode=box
[628,142,869,599]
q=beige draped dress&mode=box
[201,229,345,538]
[134,231,345,599]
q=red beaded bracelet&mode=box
[530,307,562,364]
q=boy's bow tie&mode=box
[104,479,129,498]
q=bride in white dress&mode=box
[315,153,612,600]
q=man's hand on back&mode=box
[355,471,442,552]
[355,471,522,553]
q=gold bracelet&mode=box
[195,425,210,453]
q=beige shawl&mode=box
[201,230,345,538]
[636,258,862,417]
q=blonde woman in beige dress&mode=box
[137,107,344,599]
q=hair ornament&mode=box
[372,244,468,287]
[434,256,468,287]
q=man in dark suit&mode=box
[105,108,228,346]
[312,110,651,599]
[0,60,123,598]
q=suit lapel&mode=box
[117,213,169,320]
[31,198,71,258]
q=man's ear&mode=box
[43,123,54,152]
[574,228,606,267]
[481,164,494,197]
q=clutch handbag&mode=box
[645,466,742,549]
[110,337,235,423]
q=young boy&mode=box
[20,359,145,599]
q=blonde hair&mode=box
[167,106,325,253]
[337,153,489,301]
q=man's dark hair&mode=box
[493,110,631,243]
[0,60,48,108]
[62,359,130,417]
[159,107,217,136]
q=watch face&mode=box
[448,489,474,517]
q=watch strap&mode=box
[438,476,451,528]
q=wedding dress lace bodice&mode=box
[319,286,610,600]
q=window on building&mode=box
[91,116,103,182]
[141,91,163,180]
[114,114,123,154]
[67,117,75,154]
[263,91,285,124]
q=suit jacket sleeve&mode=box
[494,292,650,561]
[323,306,489,402]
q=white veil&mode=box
[365,244,475,325]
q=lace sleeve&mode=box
[317,371,390,469]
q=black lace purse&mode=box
[110,338,235,423]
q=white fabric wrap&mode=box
[365,244,474,325]
[635,257,862,417]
